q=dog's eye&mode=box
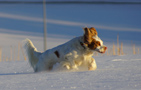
[99,43,101,46]
[97,42,101,46]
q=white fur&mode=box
[93,36,103,45]
[93,36,107,53]
[25,36,105,72]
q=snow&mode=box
[0,31,141,90]
[0,55,141,90]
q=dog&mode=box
[25,27,107,72]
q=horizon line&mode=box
[0,12,141,32]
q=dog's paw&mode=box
[64,65,71,70]
[88,66,97,71]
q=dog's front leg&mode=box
[63,52,78,70]
[61,60,78,70]
[60,61,71,70]
[88,58,97,70]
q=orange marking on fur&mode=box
[83,27,93,44]
[89,27,97,36]
[88,39,101,50]
[83,27,100,50]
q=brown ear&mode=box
[83,27,92,44]
[89,27,97,36]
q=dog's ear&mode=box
[83,27,92,44]
[83,27,89,33]
[89,27,97,36]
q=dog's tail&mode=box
[24,39,42,71]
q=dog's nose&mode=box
[105,47,107,50]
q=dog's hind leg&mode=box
[24,39,42,71]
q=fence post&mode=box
[13,46,16,61]
[121,42,124,55]
[43,0,47,51]
[133,44,136,55]
[117,35,120,55]
[113,43,116,55]
[10,46,12,61]
[17,43,20,61]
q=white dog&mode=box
[25,27,107,72]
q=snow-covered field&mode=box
[0,54,141,90]
[0,31,141,90]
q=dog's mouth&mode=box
[96,46,107,54]
[98,51,106,53]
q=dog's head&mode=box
[83,27,107,53]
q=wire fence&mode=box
[0,41,140,62]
